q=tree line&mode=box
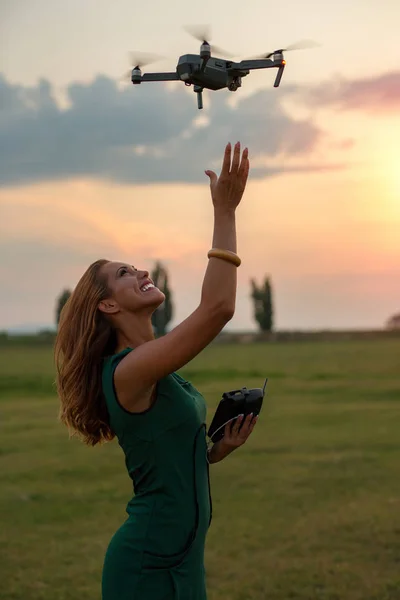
[56,262,274,334]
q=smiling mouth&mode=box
[140,282,155,292]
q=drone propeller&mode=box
[119,52,166,82]
[253,39,320,59]
[129,51,166,68]
[183,24,235,57]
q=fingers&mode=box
[239,413,253,436]
[238,147,250,185]
[247,414,258,435]
[230,141,241,174]
[237,413,258,441]
[205,170,218,186]
[224,420,233,439]
[220,143,232,176]
[238,147,249,175]
[232,413,255,438]
[231,414,244,436]
[223,413,258,447]
[221,142,249,177]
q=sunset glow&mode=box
[2,0,400,331]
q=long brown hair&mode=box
[55,259,117,446]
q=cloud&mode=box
[303,71,400,114]
[0,72,325,187]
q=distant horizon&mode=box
[4,321,398,336]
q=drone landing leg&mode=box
[274,65,285,88]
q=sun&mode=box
[368,123,400,219]
[388,165,400,200]
[381,160,400,218]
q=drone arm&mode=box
[235,59,275,71]
[141,72,179,82]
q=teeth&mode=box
[141,283,155,292]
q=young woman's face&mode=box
[98,261,165,316]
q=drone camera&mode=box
[228,76,242,92]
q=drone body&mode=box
[129,30,318,109]
[131,42,285,109]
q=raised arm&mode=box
[114,142,250,406]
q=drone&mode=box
[128,26,318,109]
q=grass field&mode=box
[1,339,400,600]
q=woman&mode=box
[55,141,257,600]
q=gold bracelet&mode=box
[207,248,241,267]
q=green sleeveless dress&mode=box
[101,348,212,600]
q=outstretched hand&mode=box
[205,142,250,212]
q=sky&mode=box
[1,0,400,332]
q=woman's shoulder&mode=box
[101,346,177,407]
[101,347,133,408]
[101,347,200,404]
[103,347,181,382]
[101,348,199,438]
[102,347,133,371]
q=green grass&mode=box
[1,340,400,599]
